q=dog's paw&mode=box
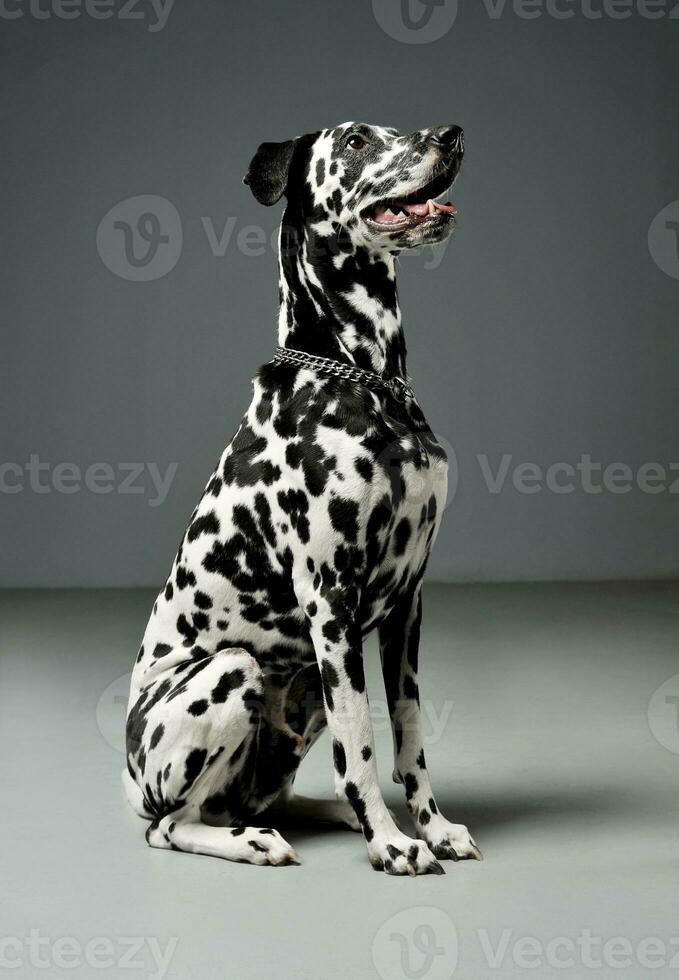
[418,816,482,862]
[245,828,301,866]
[367,835,444,876]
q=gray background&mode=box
[2,0,678,587]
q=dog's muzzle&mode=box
[361,125,464,237]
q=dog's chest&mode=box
[361,426,448,620]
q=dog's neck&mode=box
[276,216,406,378]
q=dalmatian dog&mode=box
[123,121,482,875]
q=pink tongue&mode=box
[403,202,430,216]
[432,199,457,214]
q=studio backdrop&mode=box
[2,0,677,587]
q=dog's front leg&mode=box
[303,589,444,876]
[379,587,483,862]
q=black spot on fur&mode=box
[404,773,418,800]
[322,619,340,644]
[187,511,220,543]
[176,565,196,590]
[212,668,245,704]
[223,424,281,487]
[177,614,198,646]
[394,518,411,556]
[320,659,339,712]
[149,723,164,750]
[332,739,347,777]
[192,611,210,631]
[355,457,373,482]
[188,699,208,716]
[180,748,207,796]
[277,488,310,543]
[345,781,373,841]
[328,496,359,542]
[343,646,365,694]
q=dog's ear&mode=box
[243,139,297,206]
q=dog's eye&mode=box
[347,134,367,150]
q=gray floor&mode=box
[1,582,677,980]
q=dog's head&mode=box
[244,121,464,253]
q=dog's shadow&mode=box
[273,783,637,849]
[426,785,633,835]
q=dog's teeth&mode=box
[385,208,397,217]
[427,199,435,215]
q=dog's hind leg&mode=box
[126,647,300,866]
[265,791,362,832]
[256,663,361,832]
[145,806,300,865]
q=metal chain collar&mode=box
[272,346,415,403]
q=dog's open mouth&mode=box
[362,175,457,232]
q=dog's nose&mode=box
[429,125,464,152]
